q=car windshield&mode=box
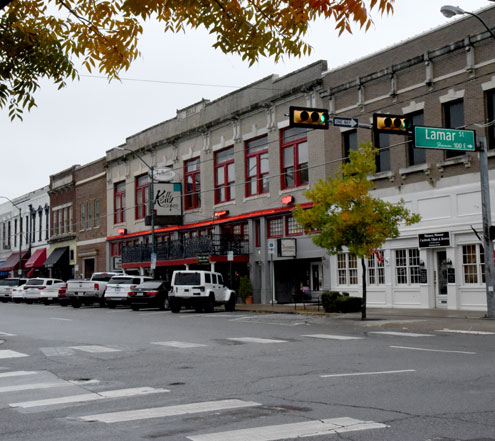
[136,281,163,289]
[109,277,134,285]
[92,274,117,282]
[174,273,201,285]
[25,279,45,286]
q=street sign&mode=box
[267,239,276,255]
[414,126,475,152]
[197,255,210,264]
[150,253,157,270]
[332,116,358,129]
[227,251,234,261]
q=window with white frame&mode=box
[267,217,283,238]
[462,244,485,284]
[337,253,358,285]
[395,248,420,284]
[368,250,385,285]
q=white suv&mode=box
[104,275,152,308]
[169,270,236,313]
[23,278,65,304]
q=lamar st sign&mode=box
[414,126,475,152]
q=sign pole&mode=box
[479,137,495,318]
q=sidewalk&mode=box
[234,303,495,332]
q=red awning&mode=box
[0,250,29,272]
[27,268,35,277]
[25,248,47,269]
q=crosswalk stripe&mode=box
[151,341,208,348]
[0,331,16,336]
[436,329,495,335]
[390,345,476,354]
[187,417,388,441]
[303,334,363,341]
[0,381,74,393]
[80,399,261,423]
[0,371,37,379]
[70,345,121,353]
[10,386,169,409]
[227,337,287,344]
[321,369,416,378]
[370,331,433,337]
[0,350,29,359]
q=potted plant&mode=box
[239,276,253,304]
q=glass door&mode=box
[435,250,448,308]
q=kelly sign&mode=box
[414,126,475,152]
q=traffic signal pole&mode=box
[479,137,495,318]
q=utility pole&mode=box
[479,137,495,318]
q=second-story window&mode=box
[486,90,495,150]
[114,181,126,224]
[95,199,100,228]
[343,130,358,163]
[407,111,426,166]
[215,147,235,204]
[184,158,201,210]
[281,127,308,189]
[246,135,269,197]
[444,99,464,159]
[374,132,390,172]
[80,203,86,231]
[135,174,149,220]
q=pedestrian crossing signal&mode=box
[373,113,412,134]
[289,106,329,130]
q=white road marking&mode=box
[390,345,476,354]
[69,379,100,385]
[436,329,495,335]
[321,369,416,378]
[0,371,37,378]
[69,345,121,353]
[303,334,363,341]
[151,341,207,348]
[49,317,72,322]
[0,331,16,336]
[227,337,287,344]
[0,350,29,359]
[80,399,261,423]
[40,347,75,356]
[0,381,74,393]
[11,386,169,409]
[370,331,433,337]
[187,417,388,441]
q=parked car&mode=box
[0,278,27,302]
[104,275,152,308]
[23,278,65,304]
[40,282,68,305]
[169,270,236,313]
[11,285,26,303]
[128,280,170,311]
[66,271,123,308]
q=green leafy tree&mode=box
[1,0,395,119]
[293,143,420,319]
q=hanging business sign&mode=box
[418,232,451,248]
[278,238,297,257]
[153,167,176,182]
[146,182,183,226]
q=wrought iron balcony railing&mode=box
[122,234,248,264]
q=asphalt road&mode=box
[1,302,494,441]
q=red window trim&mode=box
[184,158,201,210]
[114,181,126,224]
[214,146,235,204]
[245,135,269,197]
[280,128,308,190]
[135,174,149,220]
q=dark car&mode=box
[128,280,170,311]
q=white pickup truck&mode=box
[66,272,123,308]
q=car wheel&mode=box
[25,300,33,305]
[169,299,181,313]
[42,299,49,306]
[107,302,116,309]
[13,299,21,304]
[99,299,106,308]
[194,304,204,313]
[72,301,81,308]
[204,294,215,313]
[131,304,140,311]
[160,297,169,311]
[225,294,236,312]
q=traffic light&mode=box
[373,113,412,134]
[289,106,329,130]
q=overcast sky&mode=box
[0,0,491,201]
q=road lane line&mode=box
[227,337,287,344]
[80,399,261,423]
[0,350,29,359]
[49,317,72,322]
[0,381,74,393]
[11,386,169,408]
[187,417,388,441]
[303,334,364,340]
[151,341,207,348]
[0,331,16,336]
[390,345,476,354]
[321,369,416,378]
[436,329,495,335]
[70,345,121,353]
[0,371,37,379]
[370,331,433,337]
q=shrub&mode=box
[238,276,253,300]
[321,291,340,312]
[321,291,361,313]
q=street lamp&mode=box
[441,5,495,318]
[0,196,22,276]
[115,147,156,279]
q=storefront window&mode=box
[395,248,420,284]
[368,250,385,285]
[463,244,485,284]
[337,253,358,285]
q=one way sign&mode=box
[332,117,358,128]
